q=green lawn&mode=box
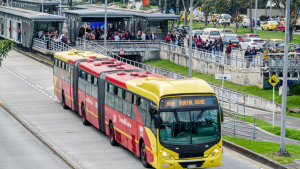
[223,136,300,164]
[179,21,300,44]
[228,113,300,141]
[145,60,300,118]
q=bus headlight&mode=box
[215,149,219,153]
[160,150,174,160]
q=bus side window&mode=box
[132,95,137,105]
[81,71,86,80]
[138,98,147,125]
[114,87,123,113]
[91,76,98,99]
[86,74,92,95]
[123,91,132,118]
[78,69,82,78]
[55,59,58,66]
[58,60,61,68]
[107,84,115,108]
[131,105,136,120]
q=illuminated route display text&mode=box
[160,96,218,109]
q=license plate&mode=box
[280,49,284,51]
[258,46,260,48]
[188,165,197,168]
[234,43,237,45]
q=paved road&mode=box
[0,50,271,169]
[0,106,68,169]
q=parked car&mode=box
[238,34,260,42]
[239,14,248,19]
[221,36,240,48]
[175,25,190,35]
[219,29,237,38]
[274,23,294,32]
[187,14,198,21]
[186,30,203,38]
[260,39,285,53]
[211,14,220,22]
[218,14,231,25]
[239,38,266,51]
[201,28,221,41]
[261,21,279,31]
[238,19,250,28]
[252,18,260,26]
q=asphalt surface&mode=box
[0,106,68,169]
[0,50,271,169]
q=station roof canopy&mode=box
[12,0,60,5]
[65,5,180,20]
[0,6,66,22]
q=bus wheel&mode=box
[141,142,151,168]
[81,105,89,126]
[109,123,117,146]
[62,92,67,109]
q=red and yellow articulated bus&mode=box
[53,50,223,169]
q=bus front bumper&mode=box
[158,152,222,169]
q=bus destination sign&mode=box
[160,96,218,109]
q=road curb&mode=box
[223,139,289,169]
[0,101,82,169]
[12,47,53,67]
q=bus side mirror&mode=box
[221,109,224,122]
[154,115,160,128]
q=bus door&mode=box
[63,62,72,108]
[123,91,136,153]
[98,73,107,133]
[70,65,74,110]
[73,60,86,113]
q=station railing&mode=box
[32,38,50,54]
[49,39,74,55]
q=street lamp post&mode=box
[165,0,166,14]
[104,0,107,54]
[59,0,61,16]
[254,0,257,34]
[249,0,252,32]
[270,0,272,18]
[189,0,193,78]
[275,0,290,157]
[42,0,44,13]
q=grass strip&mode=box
[178,21,300,44]
[223,136,300,164]
[227,113,300,141]
[145,60,300,112]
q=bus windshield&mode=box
[159,96,221,145]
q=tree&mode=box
[181,0,201,25]
[67,0,73,8]
[0,39,14,66]
[273,0,300,40]
[233,14,243,33]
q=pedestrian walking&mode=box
[244,46,252,68]
[165,34,171,43]
[225,40,232,65]
[251,47,257,66]
[196,36,202,51]
[214,39,222,63]
[171,31,177,44]
[263,48,269,67]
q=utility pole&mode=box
[104,0,107,54]
[275,0,290,157]
[189,0,193,78]
[176,0,180,25]
[164,0,166,14]
[270,0,272,18]
[59,0,61,16]
[123,0,125,5]
[254,0,257,34]
[42,0,44,13]
[249,0,252,32]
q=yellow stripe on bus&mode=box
[55,88,74,101]
[85,107,98,118]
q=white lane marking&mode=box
[49,96,53,98]
[38,89,41,92]
[264,116,272,119]
[36,84,43,89]
[54,99,57,101]
[42,91,45,94]
[19,74,26,78]
[45,94,49,96]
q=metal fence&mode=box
[76,38,161,50]
[222,113,257,141]
[49,39,74,55]
[32,38,49,54]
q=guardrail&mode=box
[49,39,73,55]
[32,38,49,54]
[222,113,257,141]
[76,38,161,50]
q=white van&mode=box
[202,28,221,42]
[218,14,231,25]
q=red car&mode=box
[275,23,294,32]
[237,34,260,42]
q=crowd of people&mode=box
[34,29,68,44]
[78,24,157,41]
